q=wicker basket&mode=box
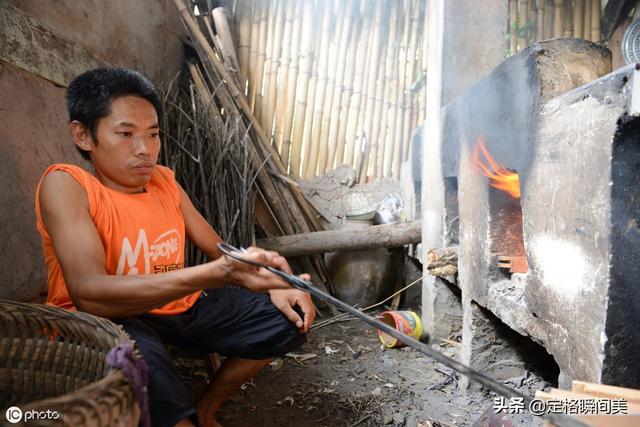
[0,300,141,426]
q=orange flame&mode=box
[471,138,521,198]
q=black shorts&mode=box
[114,287,305,427]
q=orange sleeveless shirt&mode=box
[35,164,201,315]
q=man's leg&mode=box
[195,357,271,425]
[183,287,306,426]
[115,317,200,427]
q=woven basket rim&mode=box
[0,300,140,426]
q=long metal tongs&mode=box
[217,242,588,427]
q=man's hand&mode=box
[269,284,316,332]
[217,246,295,293]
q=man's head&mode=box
[66,67,163,160]
[66,68,163,193]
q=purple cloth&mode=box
[106,344,151,427]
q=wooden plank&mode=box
[572,381,640,405]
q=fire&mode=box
[471,138,521,198]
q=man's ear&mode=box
[70,120,94,155]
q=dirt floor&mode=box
[177,312,554,427]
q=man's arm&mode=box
[177,184,316,331]
[39,171,291,319]
[178,185,224,260]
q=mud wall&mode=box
[0,0,184,301]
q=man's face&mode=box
[85,95,160,193]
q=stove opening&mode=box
[471,137,527,279]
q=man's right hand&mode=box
[216,246,294,293]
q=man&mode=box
[35,67,315,427]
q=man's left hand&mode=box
[269,278,316,332]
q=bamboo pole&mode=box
[212,7,241,77]
[273,0,295,156]
[235,0,251,90]
[332,11,362,169]
[584,0,592,42]
[326,0,356,173]
[252,1,269,118]
[317,0,347,174]
[370,41,388,179]
[301,20,322,178]
[290,0,315,179]
[262,0,286,138]
[544,0,554,40]
[248,1,260,99]
[306,3,333,178]
[553,0,563,38]
[382,0,400,177]
[574,0,585,39]
[278,0,303,169]
[519,0,530,50]
[591,0,601,42]
[390,0,411,179]
[357,0,385,182]
[419,0,428,123]
[536,0,545,42]
[402,0,421,165]
[344,5,373,168]
[563,0,573,38]
[509,0,518,54]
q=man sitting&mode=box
[35,67,315,427]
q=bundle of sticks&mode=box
[173,0,334,298]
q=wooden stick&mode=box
[591,0,601,42]
[290,0,315,179]
[212,7,241,77]
[256,221,422,257]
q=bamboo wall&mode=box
[508,0,603,54]
[232,0,428,182]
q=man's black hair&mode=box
[66,67,163,161]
